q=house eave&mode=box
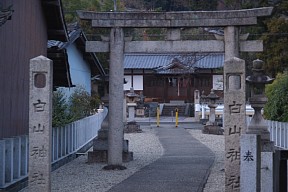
[42,0,69,42]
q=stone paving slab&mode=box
[108,125,215,192]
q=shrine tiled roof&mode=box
[124,53,224,70]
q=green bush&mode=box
[264,72,288,122]
[68,87,92,120]
[52,90,73,127]
[52,87,101,127]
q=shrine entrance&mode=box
[78,7,273,191]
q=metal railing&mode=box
[0,108,107,189]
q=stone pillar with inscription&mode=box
[224,57,246,191]
[28,56,52,191]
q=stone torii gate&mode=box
[78,7,272,191]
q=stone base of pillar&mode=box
[124,121,142,133]
[202,125,223,135]
[88,150,133,163]
[87,139,133,163]
[88,150,108,163]
[123,151,134,162]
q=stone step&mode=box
[161,105,186,116]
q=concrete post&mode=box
[108,28,125,166]
[28,56,52,191]
[240,134,261,192]
[194,90,200,121]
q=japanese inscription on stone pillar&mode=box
[28,56,52,191]
[240,134,261,192]
[224,57,246,192]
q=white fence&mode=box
[246,117,288,150]
[196,104,255,118]
[268,120,288,149]
[0,108,107,189]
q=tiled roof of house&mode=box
[124,53,224,70]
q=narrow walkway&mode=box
[109,124,215,192]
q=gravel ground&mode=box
[21,127,225,192]
[187,129,225,192]
[21,126,163,192]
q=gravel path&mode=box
[21,127,225,192]
[187,129,225,192]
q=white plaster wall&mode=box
[124,75,132,90]
[124,75,143,91]
[59,43,91,100]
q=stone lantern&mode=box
[202,89,223,135]
[206,89,220,126]
[124,88,142,133]
[126,87,139,122]
[246,59,274,142]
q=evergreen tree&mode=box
[264,72,288,122]
[258,1,288,77]
[52,90,72,127]
[62,0,100,22]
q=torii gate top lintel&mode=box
[77,7,273,28]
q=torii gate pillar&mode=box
[225,26,240,58]
[107,28,125,166]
